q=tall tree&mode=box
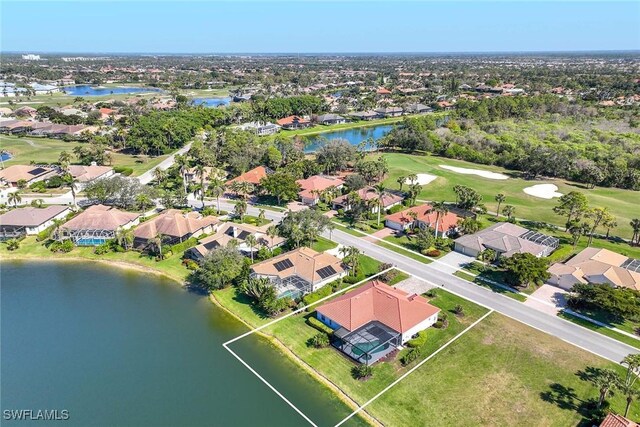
[495,193,506,218]
[429,201,449,238]
[553,192,589,231]
[631,219,640,246]
[8,191,21,208]
[245,234,257,262]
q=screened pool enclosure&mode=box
[332,321,401,365]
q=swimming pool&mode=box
[76,238,108,246]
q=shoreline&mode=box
[209,292,382,427]
[3,253,379,426]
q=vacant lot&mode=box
[366,313,638,426]
[378,152,640,238]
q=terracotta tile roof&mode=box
[376,87,392,95]
[549,247,640,290]
[276,115,310,126]
[316,280,440,333]
[134,209,218,241]
[68,165,113,182]
[332,187,404,209]
[225,166,270,186]
[62,204,140,231]
[0,165,56,184]
[297,175,344,199]
[600,413,639,427]
[385,203,460,233]
[190,222,285,258]
[0,205,70,227]
[251,247,345,284]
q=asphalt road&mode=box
[210,199,638,364]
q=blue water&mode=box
[303,124,395,152]
[191,97,231,107]
[63,85,163,96]
[76,238,107,246]
[0,152,12,161]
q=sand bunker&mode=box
[439,165,509,180]
[523,184,563,199]
[413,174,438,185]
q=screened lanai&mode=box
[333,321,401,365]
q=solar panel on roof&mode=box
[28,167,47,176]
[316,265,337,279]
[274,258,294,272]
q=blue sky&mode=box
[2,1,639,53]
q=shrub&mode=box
[308,333,330,348]
[183,259,199,270]
[6,239,20,251]
[351,364,373,380]
[387,204,405,214]
[50,240,74,253]
[306,316,334,334]
[406,332,427,348]
[400,347,422,366]
[454,304,465,316]
[424,249,441,257]
[113,166,134,176]
[168,237,198,255]
[94,243,111,255]
[425,288,438,298]
[434,312,449,329]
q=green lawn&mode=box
[453,271,528,302]
[1,134,169,176]
[378,152,640,239]
[366,312,639,426]
[559,311,640,351]
[311,236,338,252]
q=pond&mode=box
[191,97,232,107]
[63,85,163,96]
[303,124,395,152]
[1,261,366,427]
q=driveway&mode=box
[393,276,435,295]
[137,142,192,185]
[429,251,476,275]
[524,284,568,316]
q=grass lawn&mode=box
[311,236,338,252]
[453,271,528,302]
[366,312,639,426]
[378,152,640,239]
[0,236,190,283]
[1,134,169,177]
[559,311,640,351]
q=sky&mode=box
[2,1,639,54]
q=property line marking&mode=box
[334,309,494,427]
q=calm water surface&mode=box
[1,261,367,427]
[304,124,394,152]
[191,97,231,107]
[63,85,162,96]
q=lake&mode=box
[63,85,163,96]
[191,97,231,107]
[1,261,366,427]
[303,124,395,152]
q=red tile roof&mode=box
[276,115,310,126]
[600,413,639,427]
[385,203,460,233]
[297,175,344,199]
[316,280,440,333]
[225,166,269,186]
[377,87,392,95]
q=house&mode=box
[237,121,281,136]
[0,165,57,187]
[225,166,271,187]
[405,103,433,114]
[13,106,38,117]
[374,107,403,118]
[68,164,114,189]
[548,247,640,291]
[296,175,344,206]
[276,115,311,130]
[599,413,639,427]
[133,209,219,248]
[59,204,141,245]
[315,113,346,125]
[436,101,455,110]
[376,87,392,96]
[0,120,35,133]
[0,205,71,239]
[316,280,440,365]
[453,222,559,258]
[332,187,404,213]
[384,203,461,237]
[187,222,285,260]
[250,247,347,299]
[350,111,380,121]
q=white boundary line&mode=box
[334,309,494,426]
[221,267,493,426]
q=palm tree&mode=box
[396,176,406,191]
[407,173,418,185]
[153,167,167,185]
[616,355,640,419]
[407,210,418,231]
[150,233,165,260]
[196,164,207,208]
[238,181,254,200]
[495,193,506,218]
[115,227,134,250]
[371,184,387,227]
[266,225,278,250]
[502,205,516,222]
[478,248,496,271]
[135,193,153,211]
[208,177,225,214]
[340,246,361,276]
[174,154,188,193]
[408,183,422,206]
[429,201,449,238]
[245,234,257,262]
[8,191,21,207]
[234,200,248,221]
[603,218,617,239]
[631,219,640,246]
[49,218,65,241]
[258,209,266,224]
[590,369,619,408]
[58,150,72,169]
[63,173,78,206]
[327,222,335,241]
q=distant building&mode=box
[315,113,346,125]
[22,54,41,61]
[236,121,281,136]
[133,209,219,249]
[68,165,114,190]
[332,187,404,213]
[349,110,380,121]
[453,222,558,258]
[59,204,141,246]
[276,115,311,130]
[385,203,461,237]
[405,103,433,114]
[187,222,285,260]
[0,165,57,187]
[374,107,403,118]
[548,247,640,291]
[0,206,71,239]
[250,247,347,299]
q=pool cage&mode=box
[519,230,560,250]
[622,258,640,273]
[59,228,115,246]
[333,321,401,366]
[274,275,312,300]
